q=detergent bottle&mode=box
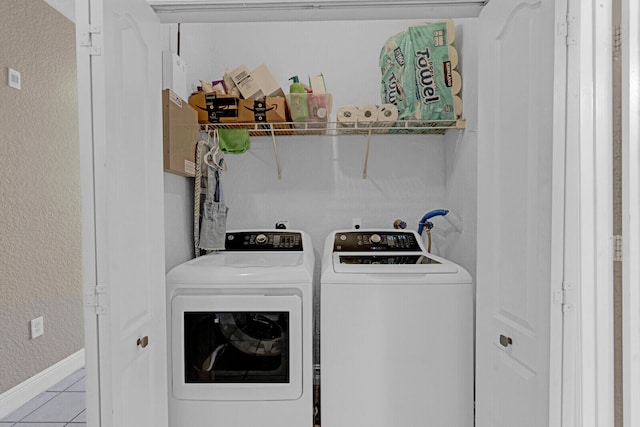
[288,76,309,121]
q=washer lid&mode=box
[167,230,314,284]
[208,252,303,267]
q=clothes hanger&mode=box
[203,130,227,171]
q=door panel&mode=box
[77,0,167,425]
[476,0,565,426]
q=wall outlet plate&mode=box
[30,316,44,339]
[8,68,21,90]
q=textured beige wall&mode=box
[613,0,622,425]
[0,0,83,393]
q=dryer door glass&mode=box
[171,294,303,401]
[184,311,290,384]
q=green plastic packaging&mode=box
[407,21,455,121]
[380,21,458,122]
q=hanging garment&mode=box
[198,163,228,251]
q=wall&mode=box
[613,0,622,424]
[164,173,195,271]
[162,18,478,279]
[442,21,477,283]
[0,0,83,394]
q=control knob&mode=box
[370,234,382,244]
[255,234,268,245]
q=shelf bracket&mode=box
[362,129,372,179]
[270,127,282,180]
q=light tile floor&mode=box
[1,368,86,426]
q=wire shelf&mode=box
[200,119,466,136]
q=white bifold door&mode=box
[476,0,567,426]
[76,0,168,426]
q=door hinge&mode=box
[86,285,106,315]
[79,25,102,56]
[613,235,623,262]
[559,15,577,45]
[554,282,575,312]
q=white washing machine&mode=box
[166,230,314,427]
[320,229,473,427]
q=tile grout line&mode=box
[0,391,62,424]
[2,369,86,425]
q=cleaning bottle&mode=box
[289,76,305,93]
[288,76,309,121]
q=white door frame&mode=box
[622,0,640,426]
[564,0,615,425]
[75,0,101,423]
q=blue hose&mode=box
[417,209,449,235]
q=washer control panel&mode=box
[333,231,421,252]
[337,255,440,265]
[226,231,303,251]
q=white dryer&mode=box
[166,230,314,427]
[320,229,473,427]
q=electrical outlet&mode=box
[352,217,362,229]
[8,68,21,90]
[30,316,44,339]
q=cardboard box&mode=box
[188,92,239,123]
[237,97,288,123]
[162,89,199,177]
[229,64,264,100]
[309,73,326,94]
[252,64,285,98]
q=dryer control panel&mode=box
[226,231,303,251]
[333,231,421,252]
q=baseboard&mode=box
[0,349,85,419]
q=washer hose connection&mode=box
[417,209,449,235]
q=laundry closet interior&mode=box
[78,0,570,426]
[162,6,480,424]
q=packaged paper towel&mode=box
[379,30,415,120]
[380,19,462,122]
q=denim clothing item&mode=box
[198,165,228,251]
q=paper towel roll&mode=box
[337,105,358,128]
[445,19,456,45]
[453,96,463,118]
[451,71,462,95]
[448,46,459,70]
[376,104,399,130]
[357,104,378,127]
